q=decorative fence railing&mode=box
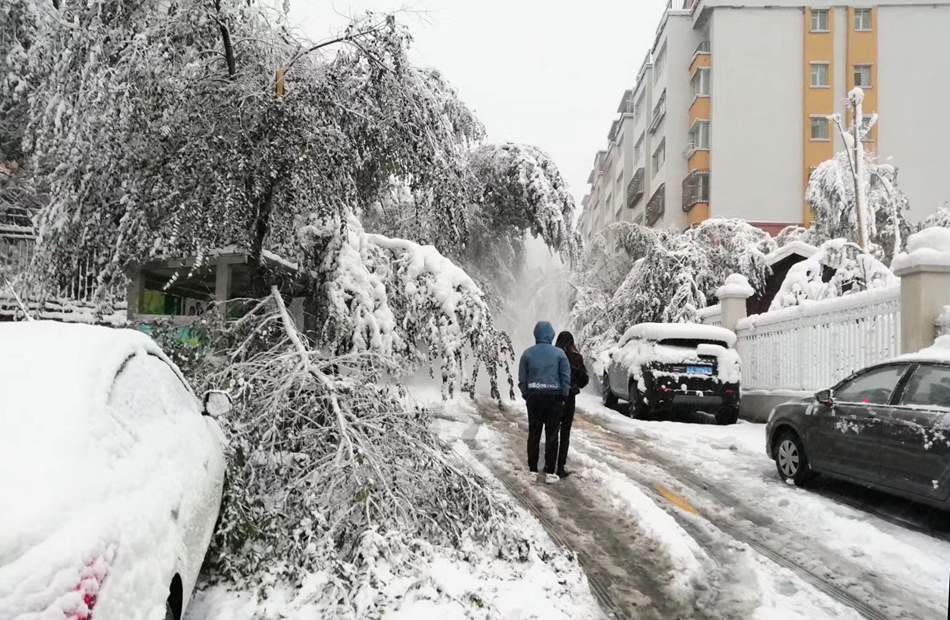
[735,285,901,392]
[1,235,126,324]
[696,303,721,327]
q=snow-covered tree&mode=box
[570,218,775,361]
[769,238,897,309]
[1,1,581,600]
[922,204,950,230]
[805,90,911,262]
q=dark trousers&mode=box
[558,395,576,472]
[526,394,563,474]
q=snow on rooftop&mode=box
[764,240,818,267]
[895,334,950,364]
[619,322,737,348]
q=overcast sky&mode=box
[289,1,669,210]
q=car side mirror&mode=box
[203,390,232,417]
[815,389,834,407]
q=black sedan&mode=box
[766,358,950,510]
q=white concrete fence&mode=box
[702,242,950,421]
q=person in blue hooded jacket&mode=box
[518,321,572,483]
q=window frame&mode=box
[689,119,710,151]
[854,64,872,89]
[654,43,668,84]
[651,138,666,176]
[810,62,830,88]
[811,9,830,33]
[634,133,645,164]
[854,8,872,31]
[691,67,711,100]
[810,116,830,141]
[833,363,912,406]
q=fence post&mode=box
[716,274,754,334]
[893,230,950,354]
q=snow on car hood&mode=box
[0,322,163,556]
[0,322,224,620]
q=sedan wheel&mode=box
[774,430,812,487]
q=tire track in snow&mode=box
[470,401,726,620]
[571,409,933,620]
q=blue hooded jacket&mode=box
[518,321,571,398]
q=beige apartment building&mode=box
[578,0,950,246]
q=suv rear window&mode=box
[658,338,729,349]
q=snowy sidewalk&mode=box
[428,392,950,620]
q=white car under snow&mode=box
[600,322,742,424]
[0,321,229,620]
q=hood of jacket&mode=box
[533,321,555,345]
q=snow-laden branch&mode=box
[300,211,514,400]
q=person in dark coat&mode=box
[555,331,588,478]
[518,321,571,483]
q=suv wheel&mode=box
[628,380,648,419]
[715,405,739,425]
[774,430,813,486]
[602,374,618,408]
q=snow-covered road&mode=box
[429,392,950,620]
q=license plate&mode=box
[686,365,713,376]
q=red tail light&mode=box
[66,556,109,620]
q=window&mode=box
[811,9,829,32]
[634,91,646,118]
[691,67,711,98]
[811,63,829,88]
[617,132,625,148]
[900,365,950,409]
[615,171,623,205]
[854,64,872,88]
[859,115,875,141]
[689,120,710,150]
[654,43,667,83]
[810,116,829,141]
[835,365,908,405]
[605,192,612,210]
[652,139,666,176]
[634,134,645,164]
[854,8,872,31]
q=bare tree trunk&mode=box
[248,179,278,298]
[214,0,236,79]
[851,91,870,251]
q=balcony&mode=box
[646,184,666,226]
[626,167,645,208]
[682,170,710,211]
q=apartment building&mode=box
[579,0,950,246]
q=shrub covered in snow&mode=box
[770,239,897,310]
[199,290,541,611]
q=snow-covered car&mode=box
[766,338,950,510]
[601,323,741,425]
[0,321,230,620]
